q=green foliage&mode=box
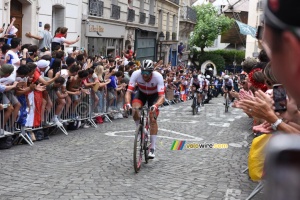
[210,49,245,66]
[190,4,234,52]
[196,52,225,72]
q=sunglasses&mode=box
[241,81,246,85]
[141,70,152,75]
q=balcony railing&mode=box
[139,12,146,24]
[149,14,155,25]
[169,0,179,5]
[89,0,104,17]
[127,8,135,22]
[111,4,120,20]
[181,6,197,23]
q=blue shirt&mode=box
[107,75,117,89]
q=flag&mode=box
[235,20,257,38]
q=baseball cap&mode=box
[37,59,50,68]
[0,64,14,76]
[264,0,300,38]
[66,57,76,66]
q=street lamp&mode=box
[158,31,165,61]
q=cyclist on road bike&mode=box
[222,75,234,106]
[124,60,165,159]
[189,74,203,108]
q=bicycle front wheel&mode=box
[225,96,229,113]
[133,124,143,173]
[192,98,196,115]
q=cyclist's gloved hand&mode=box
[124,103,132,110]
[150,104,158,112]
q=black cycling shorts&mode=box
[132,90,158,107]
[225,86,233,91]
[192,83,200,90]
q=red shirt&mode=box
[32,68,41,83]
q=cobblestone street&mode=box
[0,97,263,200]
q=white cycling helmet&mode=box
[141,60,154,71]
[201,75,205,79]
[224,75,230,80]
[206,75,210,79]
[208,68,213,71]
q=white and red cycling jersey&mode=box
[127,70,165,96]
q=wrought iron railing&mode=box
[169,0,179,5]
[149,14,155,25]
[139,12,146,24]
[181,6,197,23]
[127,8,135,22]
[89,0,104,16]
[111,4,120,20]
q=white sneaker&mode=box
[52,117,63,126]
[148,149,155,159]
[83,124,90,128]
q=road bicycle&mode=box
[191,89,202,115]
[133,106,155,173]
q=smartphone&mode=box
[240,74,246,81]
[73,46,76,52]
[256,25,264,40]
[273,84,287,112]
[2,23,5,28]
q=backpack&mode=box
[67,120,81,130]
[0,136,13,150]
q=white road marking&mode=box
[105,129,203,141]
[208,122,231,128]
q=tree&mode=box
[190,4,234,53]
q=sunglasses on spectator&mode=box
[141,70,152,75]
[241,81,246,85]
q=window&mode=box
[149,0,154,15]
[158,10,163,31]
[172,15,176,32]
[166,12,169,32]
[140,0,144,12]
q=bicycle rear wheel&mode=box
[133,124,143,173]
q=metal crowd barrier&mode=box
[0,88,105,147]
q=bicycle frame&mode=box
[133,106,152,173]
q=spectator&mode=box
[25,23,52,57]
[51,27,79,51]
[94,65,111,113]
[122,45,133,60]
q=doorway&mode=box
[52,6,65,36]
[10,0,23,38]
